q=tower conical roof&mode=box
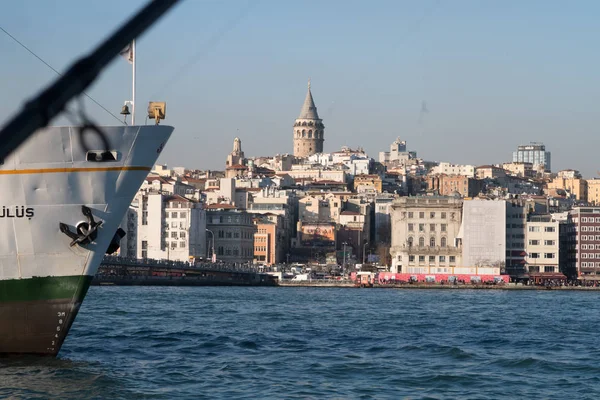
[298,81,320,120]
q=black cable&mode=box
[0,25,125,125]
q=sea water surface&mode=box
[2,287,600,399]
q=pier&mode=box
[93,256,278,286]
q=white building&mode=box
[525,215,559,274]
[136,192,207,262]
[390,196,463,273]
[430,162,475,178]
[459,199,506,268]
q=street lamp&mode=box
[342,242,348,273]
[206,229,215,262]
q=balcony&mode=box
[402,245,461,255]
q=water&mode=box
[2,287,600,399]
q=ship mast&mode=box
[132,39,136,125]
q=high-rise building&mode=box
[293,80,324,158]
[512,142,551,172]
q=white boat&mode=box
[0,124,173,355]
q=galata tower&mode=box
[293,80,324,157]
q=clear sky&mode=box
[1,0,599,177]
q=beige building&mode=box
[426,175,484,198]
[525,215,559,276]
[390,196,463,273]
[475,165,507,180]
[353,174,383,194]
[293,81,324,158]
[298,193,343,223]
[588,178,600,205]
[430,162,475,177]
[502,162,534,178]
[547,174,588,202]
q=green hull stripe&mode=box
[0,275,93,303]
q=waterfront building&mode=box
[293,81,324,158]
[505,198,528,279]
[253,214,284,265]
[525,215,560,280]
[564,207,600,279]
[374,194,396,244]
[459,199,506,269]
[512,142,551,172]
[389,196,463,273]
[136,192,207,262]
[205,204,256,264]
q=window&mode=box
[545,226,556,233]
[409,255,415,262]
[397,255,402,261]
[226,231,232,238]
[142,241,148,250]
[530,253,540,259]
[430,224,436,231]
[544,253,555,259]
[439,255,446,263]
[180,241,186,248]
[440,237,447,247]
[408,223,414,231]
[419,224,425,232]
[171,242,177,249]
[441,224,447,232]
[171,212,178,218]
[419,237,425,247]
[441,212,447,219]
[418,255,425,263]
[449,256,456,263]
[429,256,435,264]
[430,212,435,219]
[171,222,177,228]
[529,226,540,232]
[407,237,413,246]
[180,232,186,239]
[141,250,147,258]
[544,240,555,246]
[180,212,186,218]
[529,240,540,245]
[430,237,436,247]
[544,266,555,273]
[171,232,177,238]
[419,212,425,219]
[408,212,413,218]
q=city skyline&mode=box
[1,1,599,176]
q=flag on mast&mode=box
[120,43,134,64]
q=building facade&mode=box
[460,199,506,268]
[512,142,551,172]
[565,207,600,279]
[426,175,484,198]
[293,81,324,158]
[525,215,559,275]
[205,205,256,264]
[136,193,207,262]
[390,196,463,273]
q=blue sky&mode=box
[1,0,599,177]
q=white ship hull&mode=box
[0,124,173,355]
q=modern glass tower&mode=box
[512,142,551,172]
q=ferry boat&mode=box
[0,124,173,355]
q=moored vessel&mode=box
[0,124,173,355]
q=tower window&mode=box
[308,130,312,138]
[302,130,306,137]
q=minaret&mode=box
[293,79,324,157]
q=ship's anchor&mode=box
[59,206,103,247]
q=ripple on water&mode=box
[5,287,600,400]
